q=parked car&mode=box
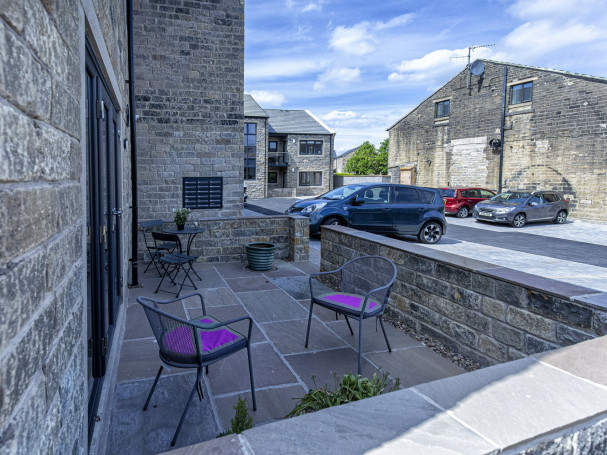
[438,187,496,217]
[286,183,447,243]
[473,190,569,227]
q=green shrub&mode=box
[286,370,399,418]
[219,396,255,436]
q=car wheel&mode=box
[553,210,567,224]
[418,222,443,244]
[511,213,526,228]
[456,206,469,218]
[322,217,346,227]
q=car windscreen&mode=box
[438,188,456,198]
[319,185,365,200]
[490,192,532,203]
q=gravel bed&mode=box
[384,316,482,372]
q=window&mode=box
[479,189,495,198]
[268,172,278,184]
[299,140,323,155]
[183,177,223,209]
[543,193,561,203]
[299,171,322,186]
[394,187,420,204]
[244,122,256,180]
[510,81,533,104]
[435,100,450,118]
[269,141,277,153]
[418,189,436,204]
[360,187,391,204]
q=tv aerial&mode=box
[466,44,493,89]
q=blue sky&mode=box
[244,0,607,154]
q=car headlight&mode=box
[495,207,515,214]
[301,202,327,214]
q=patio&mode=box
[104,256,465,454]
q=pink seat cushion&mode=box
[164,318,240,354]
[320,293,378,311]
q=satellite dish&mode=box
[470,60,485,77]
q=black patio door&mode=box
[85,41,122,440]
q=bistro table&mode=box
[162,224,206,280]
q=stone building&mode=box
[0,0,245,454]
[334,146,358,173]
[387,60,607,221]
[244,94,335,198]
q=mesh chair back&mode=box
[152,231,183,253]
[339,256,397,307]
[139,298,200,366]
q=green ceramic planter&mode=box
[246,242,277,271]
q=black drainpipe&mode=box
[498,66,507,193]
[127,0,139,286]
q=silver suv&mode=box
[473,190,569,227]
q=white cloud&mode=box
[302,2,321,12]
[246,58,323,80]
[330,23,376,55]
[313,67,361,91]
[377,13,414,30]
[508,0,602,20]
[322,110,357,121]
[286,0,324,13]
[249,90,286,107]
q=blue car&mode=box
[286,183,447,244]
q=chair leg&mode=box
[143,365,164,411]
[247,345,257,411]
[379,317,392,352]
[155,263,170,294]
[304,301,314,348]
[171,367,204,447]
[344,315,354,336]
[358,319,363,375]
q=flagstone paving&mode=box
[105,259,466,455]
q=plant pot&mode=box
[177,224,185,231]
[245,242,276,271]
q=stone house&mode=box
[0,0,246,453]
[387,60,607,221]
[244,94,335,198]
[334,146,358,173]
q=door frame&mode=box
[85,38,123,441]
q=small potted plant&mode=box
[173,207,190,230]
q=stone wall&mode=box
[141,215,309,264]
[388,61,607,221]
[333,175,391,187]
[0,0,130,453]
[133,0,245,220]
[320,226,607,367]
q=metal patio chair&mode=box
[137,293,256,446]
[152,231,198,298]
[305,255,397,374]
[141,219,176,276]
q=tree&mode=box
[344,139,389,175]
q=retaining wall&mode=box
[320,225,607,366]
[140,215,309,265]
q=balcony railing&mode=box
[268,152,288,167]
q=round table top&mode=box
[162,225,206,235]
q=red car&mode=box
[438,187,496,217]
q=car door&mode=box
[391,186,425,234]
[542,193,561,219]
[525,195,545,221]
[348,186,393,233]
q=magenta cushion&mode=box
[323,293,378,310]
[164,318,239,354]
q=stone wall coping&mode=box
[169,335,607,454]
[323,225,603,308]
